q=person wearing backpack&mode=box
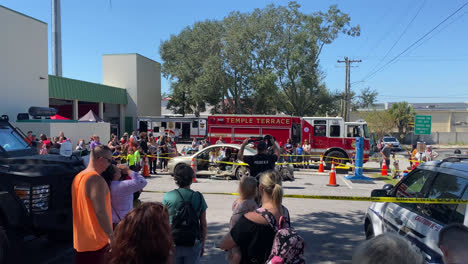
[163,164,208,264]
[220,170,305,264]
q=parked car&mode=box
[364,155,468,264]
[382,136,402,152]
[167,143,294,181]
[0,115,85,264]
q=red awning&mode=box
[50,114,70,120]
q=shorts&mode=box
[75,244,109,264]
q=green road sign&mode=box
[414,115,432,135]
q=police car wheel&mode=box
[365,222,374,240]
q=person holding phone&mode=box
[238,136,280,180]
[102,163,147,228]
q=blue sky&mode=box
[3,0,468,103]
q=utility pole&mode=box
[337,57,361,121]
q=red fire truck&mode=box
[207,115,371,166]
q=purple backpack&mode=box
[256,207,305,264]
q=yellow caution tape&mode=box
[113,154,418,172]
[142,190,468,204]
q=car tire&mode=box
[0,226,8,264]
[0,224,21,264]
[365,222,374,240]
[235,166,249,180]
[324,151,346,170]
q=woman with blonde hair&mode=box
[220,171,290,264]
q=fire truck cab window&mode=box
[192,121,199,128]
[347,125,361,137]
[330,125,341,137]
[314,125,326,137]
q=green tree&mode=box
[160,20,224,116]
[364,110,395,140]
[389,101,416,140]
[356,87,378,109]
[273,2,360,116]
[160,1,359,116]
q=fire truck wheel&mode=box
[325,150,346,170]
[235,166,250,180]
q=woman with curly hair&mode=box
[108,202,173,264]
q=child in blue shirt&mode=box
[296,143,304,168]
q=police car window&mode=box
[314,125,326,137]
[423,173,468,224]
[395,170,434,198]
[330,125,340,137]
[452,190,468,224]
[395,169,435,211]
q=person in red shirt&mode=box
[25,131,33,145]
[40,134,51,148]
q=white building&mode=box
[0,6,49,120]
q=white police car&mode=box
[364,155,468,264]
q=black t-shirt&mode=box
[244,153,278,178]
[230,215,275,264]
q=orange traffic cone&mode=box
[191,157,197,183]
[327,161,339,187]
[142,156,150,177]
[318,154,325,172]
[381,158,388,176]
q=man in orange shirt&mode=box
[72,145,113,264]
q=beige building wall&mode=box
[137,55,161,116]
[102,54,161,131]
[102,54,137,118]
[0,6,49,120]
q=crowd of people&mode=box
[71,142,304,264]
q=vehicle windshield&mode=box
[244,145,257,155]
[0,124,31,152]
[363,124,370,138]
[383,137,397,142]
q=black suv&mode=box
[0,117,85,263]
[365,155,468,264]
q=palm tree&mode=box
[389,102,416,140]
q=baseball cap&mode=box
[257,141,267,151]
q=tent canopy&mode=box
[78,110,103,122]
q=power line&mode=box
[362,0,426,81]
[405,9,468,56]
[357,1,468,83]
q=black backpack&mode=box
[171,189,202,246]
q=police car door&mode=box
[404,171,468,264]
[384,169,436,236]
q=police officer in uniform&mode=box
[238,136,280,179]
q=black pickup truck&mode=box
[0,116,85,263]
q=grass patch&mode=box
[368,173,400,185]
